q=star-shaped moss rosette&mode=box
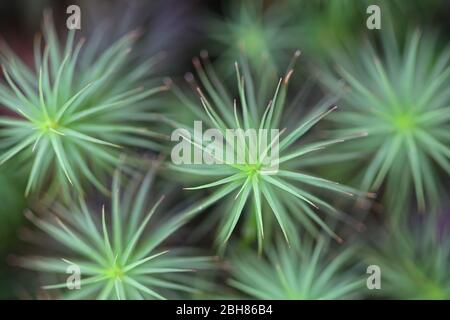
[365,214,450,299]
[14,167,213,300]
[167,52,369,251]
[321,30,450,218]
[0,14,167,199]
[205,0,296,73]
[228,235,363,299]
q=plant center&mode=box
[244,163,262,176]
[240,27,266,56]
[41,118,59,132]
[106,265,124,280]
[392,113,416,133]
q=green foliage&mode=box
[323,30,450,217]
[0,14,166,199]
[205,0,295,72]
[365,214,450,299]
[287,0,367,59]
[2,1,450,301]
[0,167,26,252]
[168,54,367,251]
[229,236,363,299]
[16,168,212,299]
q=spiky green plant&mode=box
[365,214,450,299]
[322,30,450,217]
[168,54,368,251]
[205,0,295,72]
[0,14,166,198]
[15,168,212,300]
[228,236,363,299]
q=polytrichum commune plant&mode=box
[323,30,450,218]
[0,14,166,199]
[14,167,212,300]
[168,51,369,251]
[228,235,363,299]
